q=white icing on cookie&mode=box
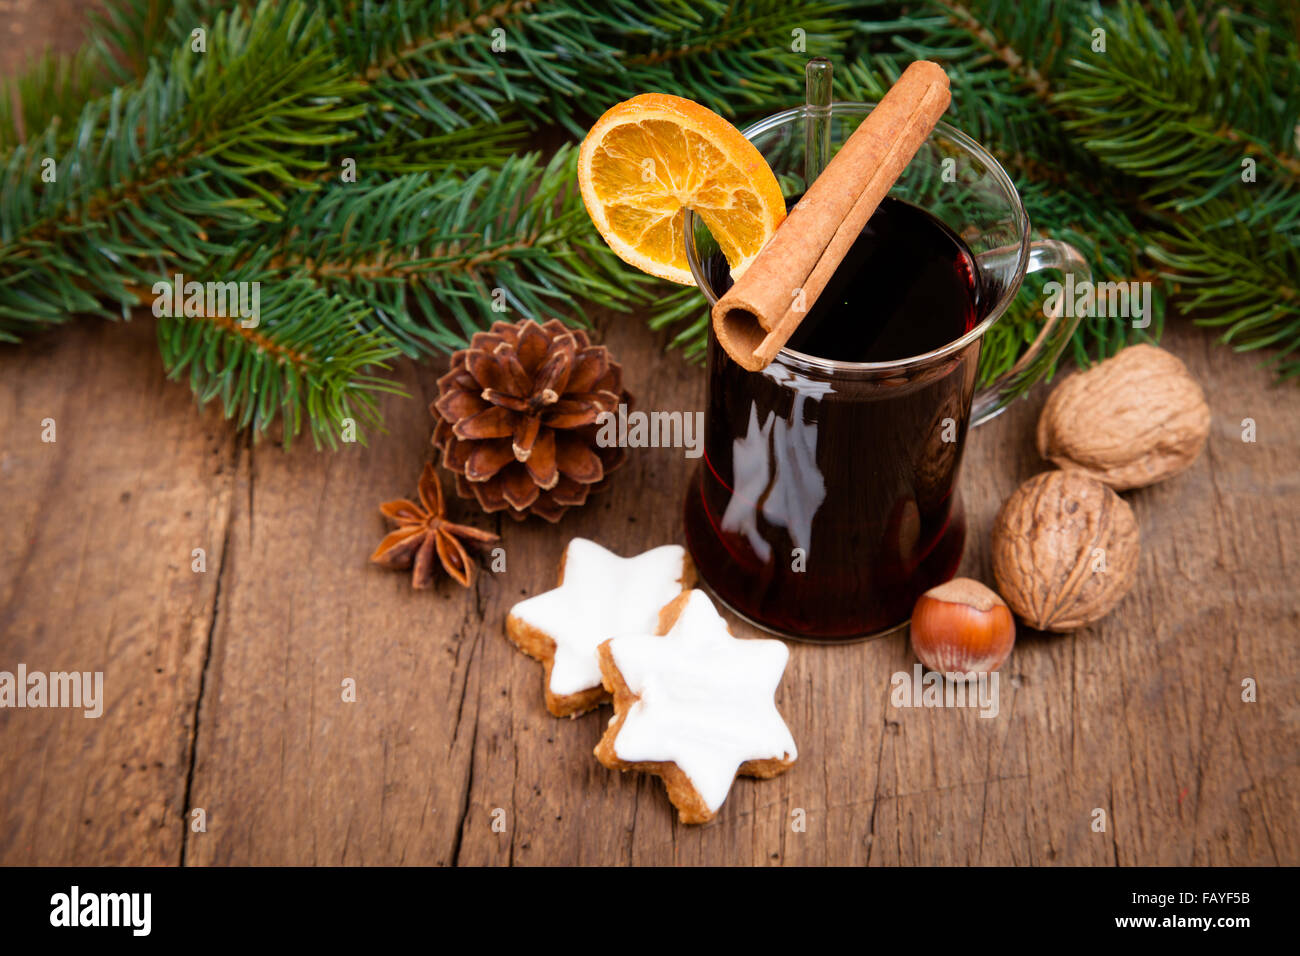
[509,538,688,697]
[607,590,797,813]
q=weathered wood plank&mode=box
[0,319,238,864]
[179,359,488,865]
[3,312,1296,866]
[1,0,1296,868]
[445,317,1299,867]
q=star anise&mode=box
[370,463,499,588]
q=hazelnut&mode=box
[909,578,1015,675]
[991,470,1139,632]
[1037,344,1210,490]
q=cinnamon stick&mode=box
[712,61,951,371]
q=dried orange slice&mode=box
[578,93,786,286]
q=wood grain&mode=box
[1,2,1296,867]
[0,320,238,864]
[2,310,1295,866]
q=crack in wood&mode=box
[449,716,479,866]
[178,441,243,866]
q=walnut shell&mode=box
[991,471,1139,632]
[1037,344,1209,490]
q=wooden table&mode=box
[3,311,1297,865]
[1,4,1296,867]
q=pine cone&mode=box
[431,319,630,522]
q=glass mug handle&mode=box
[971,239,1092,425]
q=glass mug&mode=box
[681,103,1091,642]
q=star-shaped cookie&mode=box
[594,589,798,823]
[506,538,693,717]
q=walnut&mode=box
[991,471,1140,632]
[1036,344,1210,490]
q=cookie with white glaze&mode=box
[506,538,693,717]
[595,589,798,823]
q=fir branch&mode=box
[0,1,240,153]
[646,283,711,361]
[331,117,530,177]
[1053,0,1300,379]
[86,0,231,86]
[1149,210,1300,381]
[1056,0,1300,205]
[587,0,855,119]
[15,0,1295,455]
[247,146,651,357]
[322,0,625,142]
[153,270,405,448]
[849,0,1084,160]
[0,47,102,152]
[0,1,363,340]
[324,0,852,143]
[0,2,408,445]
[3,0,857,448]
[841,2,1163,380]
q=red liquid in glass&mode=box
[684,197,988,639]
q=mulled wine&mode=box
[684,197,990,640]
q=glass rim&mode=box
[683,103,1032,376]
